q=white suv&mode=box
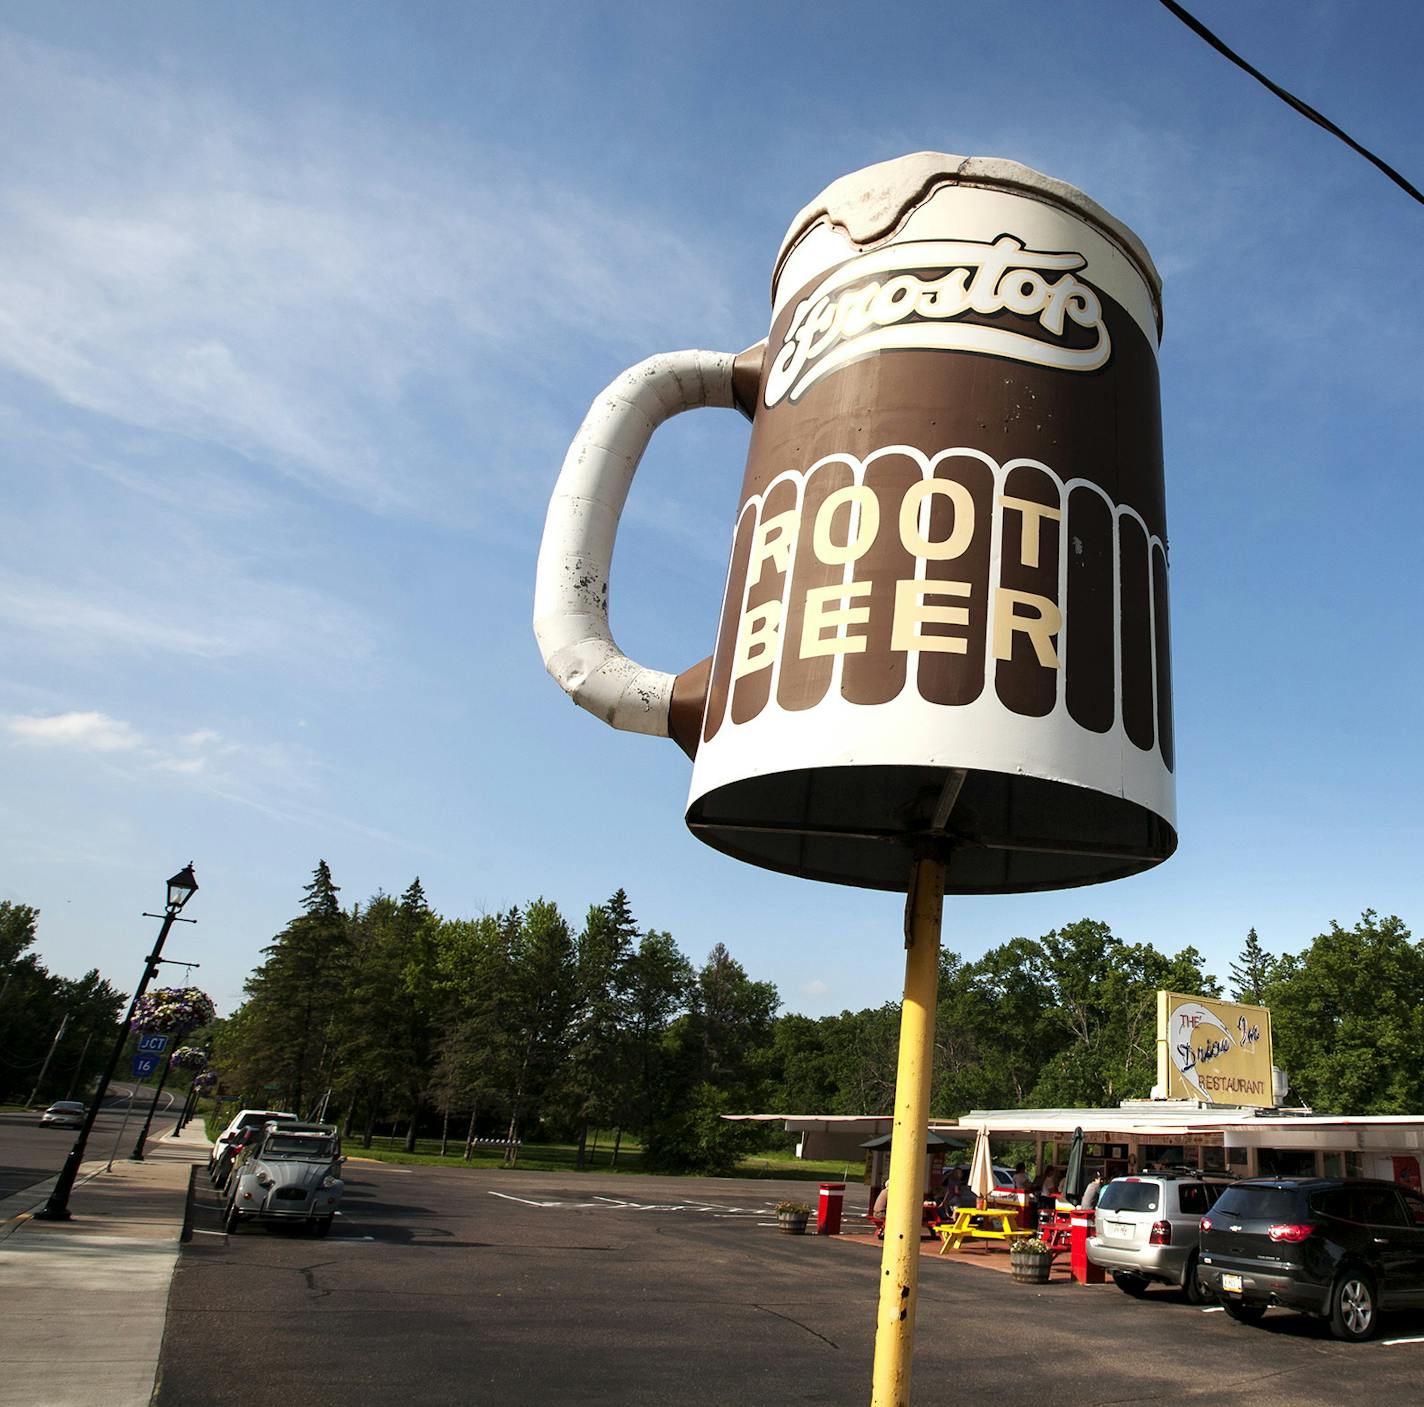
[1088,1172,1235,1302]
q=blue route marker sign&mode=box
[132,1054,161,1078]
[137,1034,169,1055]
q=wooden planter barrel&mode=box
[1010,1249,1052,1283]
[777,1210,810,1235]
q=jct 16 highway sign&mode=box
[137,1034,169,1055]
[132,1054,161,1078]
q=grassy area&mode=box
[346,1134,650,1173]
[199,1107,860,1182]
[733,1152,861,1182]
[344,1133,859,1181]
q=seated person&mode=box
[1037,1166,1062,1224]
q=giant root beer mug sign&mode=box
[535,152,1176,893]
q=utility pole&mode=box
[64,1030,95,1102]
[26,1011,69,1107]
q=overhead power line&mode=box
[1156,0,1424,207]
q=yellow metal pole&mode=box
[869,854,944,1407]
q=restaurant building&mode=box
[733,991,1424,1201]
[734,1104,1424,1209]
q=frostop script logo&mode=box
[765,234,1112,407]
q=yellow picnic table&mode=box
[936,1205,1023,1254]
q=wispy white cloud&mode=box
[0,30,740,521]
[4,709,143,751]
[1,708,381,842]
[0,565,376,666]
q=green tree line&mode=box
[8,871,1421,1160]
[0,901,126,1105]
[213,865,1424,1170]
[213,863,779,1172]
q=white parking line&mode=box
[497,1191,774,1219]
[1380,1336,1424,1346]
[1199,1306,1224,1313]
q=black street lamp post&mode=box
[174,1082,193,1133]
[34,864,198,1222]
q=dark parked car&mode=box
[211,1123,269,1191]
[1198,1177,1424,1341]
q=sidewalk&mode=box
[0,1121,210,1407]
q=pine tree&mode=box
[498,899,578,1166]
[568,890,639,1167]
[231,861,351,1113]
[1229,927,1274,1004]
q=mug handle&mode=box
[534,349,740,740]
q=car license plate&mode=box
[1220,1273,1243,1293]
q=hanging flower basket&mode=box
[192,1070,218,1092]
[170,1046,209,1072]
[131,986,217,1035]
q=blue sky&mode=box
[3,1,1422,1023]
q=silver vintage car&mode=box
[223,1124,344,1236]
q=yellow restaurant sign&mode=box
[1155,991,1275,1107]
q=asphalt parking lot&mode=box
[159,1161,1424,1406]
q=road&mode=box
[158,1161,1424,1407]
[0,1082,178,1201]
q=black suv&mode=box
[1198,1177,1424,1341]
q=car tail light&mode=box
[1149,1219,1172,1245]
[1267,1223,1316,1242]
[1199,1216,1213,1233]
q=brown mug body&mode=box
[684,154,1175,894]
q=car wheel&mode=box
[223,1204,242,1235]
[1112,1271,1150,1298]
[1181,1253,1208,1305]
[1329,1269,1378,1343]
[1220,1299,1267,1325]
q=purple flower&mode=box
[131,986,217,1035]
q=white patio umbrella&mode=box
[967,1125,995,1207]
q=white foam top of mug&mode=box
[771,152,1163,347]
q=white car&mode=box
[40,1101,86,1127]
[209,1108,297,1175]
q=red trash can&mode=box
[1070,1207,1104,1284]
[817,1182,845,1236]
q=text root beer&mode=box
[534,153,1177,896]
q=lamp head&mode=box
[166,863,198,912]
